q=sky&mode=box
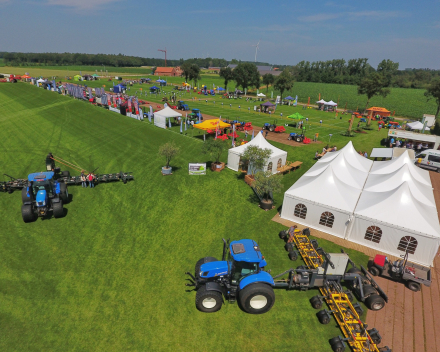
[1,0,440,69]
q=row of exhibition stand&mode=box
[280,141,440,266]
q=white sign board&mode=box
[188,163,206,175]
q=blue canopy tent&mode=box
[284,96,294,100]
[218,87,225,91]
[150,86,160,93]
[113,84,126,94]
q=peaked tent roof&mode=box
[229,132,287,158]
[364,163,435,206]
[318,141,373,173]
[284,96,294,100]
[285,164,363,213]
[316,99,327,104]
[154,106,182,118]
[354,182,440,239]
[366,106,390,113]
[257,93,266,97]
[325,100,337,106]
[407,121,430,131]
[369,150,431,185]
[261,101,275,107]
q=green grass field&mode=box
[0,83,376,351]
[1,63,437,118]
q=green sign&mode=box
[189,163,206,175]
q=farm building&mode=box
[154,67,181,77]
[280,142,440,266]
[227,132,287,174]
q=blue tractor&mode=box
[21,171,69,223]
[186,239,276,314]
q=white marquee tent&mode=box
[325,100,338,106]
[227,132,287,174]
[154,106,182,129]
[407,121,430,131]
[280,141,372,238]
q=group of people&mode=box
[358,151,369,158]
[80,171,96,188]
[389,137,431,152]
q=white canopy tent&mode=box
[325,100,338,106]
[281,141,372,238]
[407,121,430,131]
[347,182,440,266]
[227,132,287,174]
[316,99,327,104]
[154,106,182,129]
[257,93,266,97]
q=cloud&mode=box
[186,8,243,14]
[45,0,121,10]
[299,13,341,22]
[299,10,406,23]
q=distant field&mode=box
[1,64,436,118]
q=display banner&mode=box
[188,163,206,175]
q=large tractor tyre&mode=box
[269,126,275,132]
[239,283,275,315]
[365,294,385,311]
[347,268,362,276]
[407,281,421,292]
[60,183,69,203]
[195,285,223,313]
[288,251,298,261]
[62,171,70,178]
[284,242,295,252]
[21,204,36,223]
[53,200,64,218]
[354,305,364,317]
[361,284,378,298]
[295,137,302,143]
[278,230,288,240]
[195,257,218,280]
[317,310,331,324]
[21,187,31,203]
[329,337,345,352]
[310,296,323,309]
[368,266,382,276]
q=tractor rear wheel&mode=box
[62,171,70,178]
[407,281,421,292]
[317,310,330,324]
[239,283,275,314]
[21,204,36,223]
[295,137,302,143]
[195,257,218,281]
[369,266,381,276]
[362,284,378,298]
[21,187,31,203]
[330,337,345,352]
[195,285,222,313]
[53,200,64,218]
[60,183,69,203]
[269,126,275,132]
[310,296,322,309]
[365,294,385,311]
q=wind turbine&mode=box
[252,39,260,62]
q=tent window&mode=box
[364,226,382,243]
[397,236,418,255]
[277,158,282,169]
[267,162,273,172]
[294,204,307,219]
[319,212,334,228]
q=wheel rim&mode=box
[372,301,384,310]
[202,297,217,309]
[249,295,268,309]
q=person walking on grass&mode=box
[88,173,95,188]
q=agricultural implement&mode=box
[1,154,134,222]
[279,226,391,352]
[368,252,431,292]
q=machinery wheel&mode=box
[354,305,363,317]
[195,257,218,280]
[285,242,294,252]
[369,266,382,276]
[362,284,378,298]
[365,294,385,311]
[62,170,70,178]
[295,137,302,143]
[303,228,310,236]
[53,200,64,218]
[407,281,421,292]
[239,283,275,314]
[288,251,298,261]
[60,183,69,203]
[317,310,330,324]
[347,267,362,275]
[310,295,322,309]
[195,285,222,313]
[329,337,345,352]
[367,329,382,345]
[269,126,275,132]
[278,230,288,239]
[21,187,31,203]
[345,291,354,302]
[317,248,325,256]
[311,239,319,250]
[21,204,36,223]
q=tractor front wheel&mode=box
[239,283,275,314]
[195,285,222,313]
[330,337,345,352]
[295,137,302,143]
[21,204,36,223]
[53,200,64,218]
[369,266,382,276]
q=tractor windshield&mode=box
[33,180,52,196]
[231,261,258,282]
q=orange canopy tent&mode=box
[22,75,31,79]
[366,107,391,118]
[193,119,231,131]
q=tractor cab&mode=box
[27,172,57,204]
